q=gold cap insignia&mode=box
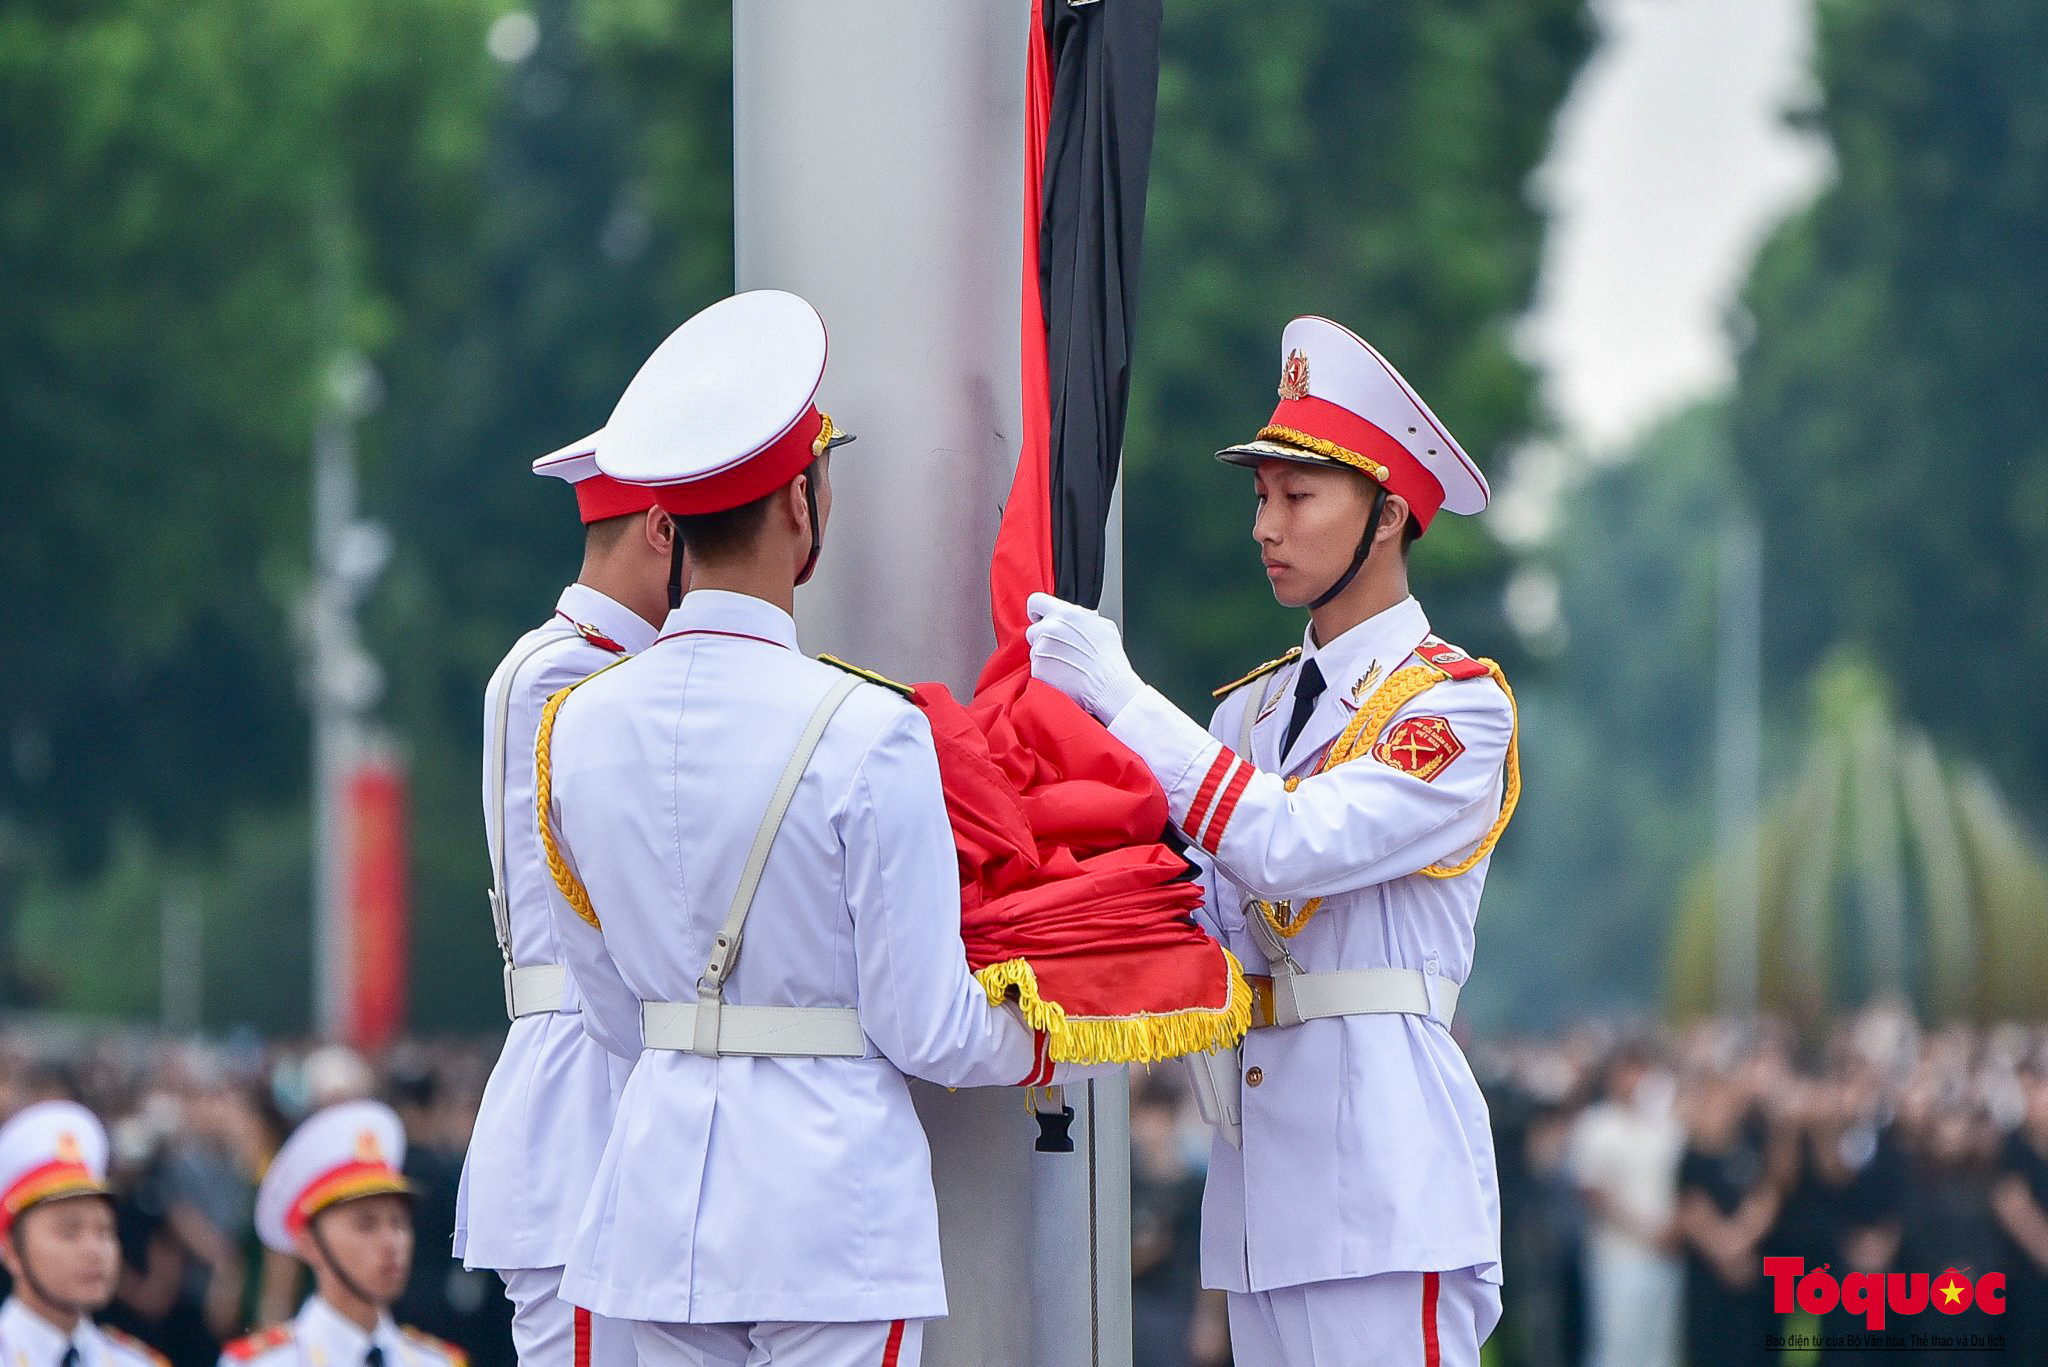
[354,1129,384,1164]
[1278,349,1310,402]
[55,1132,82,1164]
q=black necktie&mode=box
[365,1346,384,1367]
[1281,658,1326,757]
[59,1346,80,1367]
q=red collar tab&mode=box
[1413,636,1489,680]
[554,612,629,654]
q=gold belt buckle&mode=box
[1247,974,1277,1029]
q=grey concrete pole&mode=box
[735,3,1131,1362]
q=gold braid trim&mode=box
[1255,657,1521,940]
[813,411,837,456]
[533,661,630,930]
[1256,425,1392,483]
[974,950,1254,1065]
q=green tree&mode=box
[1471,402,1740,1026]
[1125,0,1594,710]
[1729,0,2048,824]
[1667,655,2048,1024]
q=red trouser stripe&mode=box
[881,1319,907,1367]
[573,1308,591,1367]
[1200,761,1255,853]
[1421,1272,1441,1367]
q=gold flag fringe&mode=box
[974,951,1254,1065]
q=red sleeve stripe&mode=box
[1019,1028,1053,1087]
[1185,748,1238,837]
[1199,761,1255,854]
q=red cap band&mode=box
[648,408,826,517]
[1264,393,1447,531]
[285,1159,410,1239]
[0,1160,105,1236]
[573,474,660,524]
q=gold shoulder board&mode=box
[818,654,916,698]
[1212,647,1302,699]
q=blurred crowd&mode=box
[0,1031,509,1367]
[1133,1006,2048,1366]
[9,1007,2048,1367]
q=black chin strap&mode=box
[309,1215,384,1315]
[1310,486,1389,611]
[666,517,686,611]
[795,473,823,587]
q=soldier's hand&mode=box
[1025,593,1143,723]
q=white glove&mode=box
[1024,592,1144,723]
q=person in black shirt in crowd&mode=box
[1992,1063,2048,1363]
[1674,1060,1778,1364]
[1898,1092,2008,1365]
[1130,1079,1214,1367]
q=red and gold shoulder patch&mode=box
[100,1328,170,1367]
[1371,715,1464,783]
[1413,637,1490,681]
[401,1327,469,1367]
[223,1326,294,1362]
[573,622,628,654]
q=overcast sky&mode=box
[1522,0,1831,453]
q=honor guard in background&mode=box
[0,1102,165,1367]
[536,290,1088,1367]
[453,429,677,1367]
[223,1102,464,1367]
[1027,316,1517,1366]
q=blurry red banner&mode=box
[343,753,409,1052]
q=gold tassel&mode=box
[974,952,1254,1065]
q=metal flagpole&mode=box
[1713,509,1762,1014]
[735,3,1131,1361]
[304,201,389,1041]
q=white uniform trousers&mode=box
[500,1267,637,1367]
[632,1318,922,1367]
[1225,1267,1500,1367]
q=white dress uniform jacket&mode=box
[0,1300,164,1367]
[544,590,1052,1325]
[1107,595,1507,1294]
[454,584,655,1272]
[218,1298,463,1367]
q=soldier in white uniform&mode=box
[454,436,675,1367]
[223,1102,465,1367]
[1027,316,1518,1366]
[535,290,1091,1367]
[0,1102,166,1367]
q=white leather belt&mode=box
[504,963,567,1019]
[641,1000,868,1058]
[1247,967,1460,1029]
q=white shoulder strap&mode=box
[484,625,577,964]
[1237,662,1289,760]
[691,673,863,1054]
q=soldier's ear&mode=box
[1377,493,1411,545]
[645,507,676,554]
